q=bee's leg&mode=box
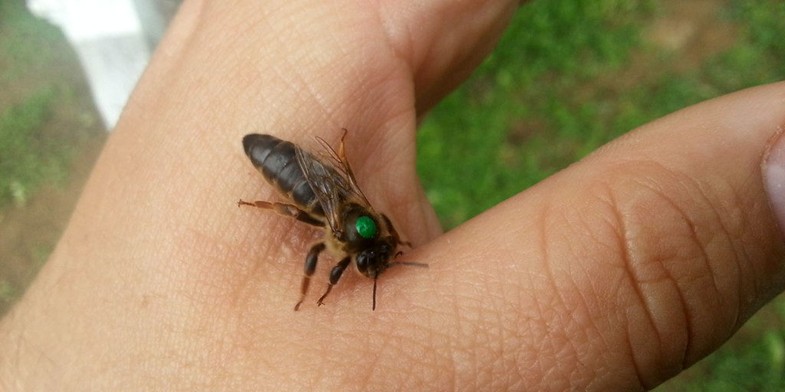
[238,199,323,227]
[334,129,364,192]
[294,242,326,311]
[337,128,349,159]
[317,256,351,307]
[381,213,412,248]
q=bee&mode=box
[239,130,427,310]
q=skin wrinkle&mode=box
[512,208,560,389]
[375,3,431,88]
[640,161,750,359]
[688,174,751,328]
[218,314,263,382]
[574,257,619,389]
[603,185,653,390]
[374,349,411,390]
[450,282,479,388]
[570,267,608,382]
[543,202,619,390]
[293,47,349,117]
[350,113,410,186]
[343,75,410,142]
[183,18,269,107]
[225,8,334,129]
[657,184,727,306]
[589,154,764,386]
[225,249,267,311]
[472,281,506,388]
[369,3,419,113]
[276,57,333,124]
[731,168,772,313]
[540,241,567,387]
[646,258,691,376]
[625,177,710,370]
[467,320,484,391]
[327,17,413,124]
[293,325,352,390]
[232,220,302,295]
[679,172,746,303]
[618,194,695,387]
[582,196,634,359]
[413,2,515,112]
[375,1,519,113]
[494,311,515,391]
[357,330,395,389]
[160,0,203,59]
[190,317,233,387]
[1,318,20,388]
[199,241,266,313]
[527,284,550,386]
[481,285,507,389]
[444,292,460,392]
[391,321,438,387]
[300,30,405,139]
[561,206,621,360]
[2,328,34,390]
[417,309,456,390]
[509,270,534,384]
[344,141,411,223]
[464,285,488,389]
[543,294,575,390]
[543,234,589,389]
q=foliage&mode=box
[418,0,653,228]
[0,91,62,207]
[0,0,88,208]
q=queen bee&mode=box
[239,131,426,310]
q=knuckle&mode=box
[584,160,748,385]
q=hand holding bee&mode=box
[3,0,785,391]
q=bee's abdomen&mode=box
[243,134,322,215]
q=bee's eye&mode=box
[356,250,373,271]
[355,215,378,239]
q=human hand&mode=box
[2,0,785,390]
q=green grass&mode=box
[417,0,785,390]
[0,0,62,84]
[419,0,653,228]
[0,90,64,208]
[0,0,77,208]
[667,297,785,391]
[0,0,100,312]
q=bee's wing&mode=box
[314,134,372,206]
[295,146,353,234]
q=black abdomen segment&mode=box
[243,134,323,216]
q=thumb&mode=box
[406,82,785,390]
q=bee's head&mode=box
[343,207,427,310]
[355,239,394,279]
[344,208,396,278]
[355,239,396,312]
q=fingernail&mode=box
[764,131,785,233]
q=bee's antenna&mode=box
[372,277,377,311]
[371,262,427,311]
[391,261,429,269]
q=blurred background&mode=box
[1,0,784,389]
